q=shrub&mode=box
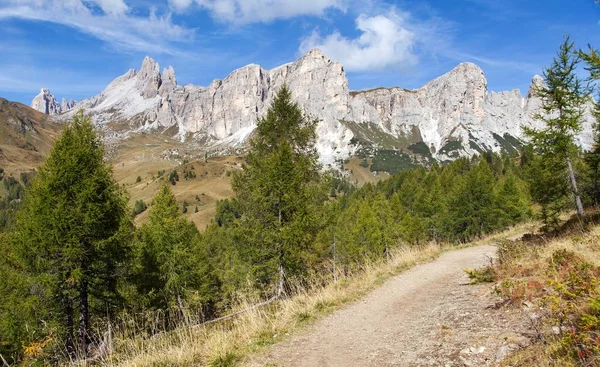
[464,265,495,284]
[132,199,147,216]
[168,170,179,185]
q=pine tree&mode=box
[9,111,132,357]
[524,36,587,216]
[581,46,600,204]
[447,161,499,241]
[231,85,327,295]
[134,184,205,316]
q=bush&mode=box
[136,175,142,183]
[464,266,495,284]
[132,199,147,216]
[3,177,24,202]
[168,170,179,185]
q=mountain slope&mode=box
[42,50,596,168]
[0,98,63,173]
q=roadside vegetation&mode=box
[468,37,600,366]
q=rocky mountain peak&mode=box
[53,51,596,168]
[159,66,177,97]
[527,75,544,99]
[136,56,162,98]
[303,48,325,59]
[30,88,75,115]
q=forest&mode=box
[0,36,599,365]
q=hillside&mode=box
[0,100,239,229]
[110,134,240,230]
[0,98,62,175]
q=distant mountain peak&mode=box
[30,88,76,115]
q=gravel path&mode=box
[245,244,532,367]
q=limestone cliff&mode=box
[57,50,596,166]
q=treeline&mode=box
[209,153,532,307]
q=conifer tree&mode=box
[9,111,132,357]
[581,46,600,204]
[231,85,327,295]
[524,36,587,216]
[447,161,499,241]
[134,184,206,315]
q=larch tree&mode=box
[524,35,587,216]
[231,85,327,296]
[581,45,600,204]
[133,184,206,319]
[10,111,132,357]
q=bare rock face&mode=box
[31,88,76,115]
[61,97,76,112]
[159,66,176,97]
[135,56,162,99]
[57,50,597,166]
[30,88,61,115]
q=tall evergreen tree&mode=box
[231,85,327,295]
[581,46,600,204]
[524,36,587,216]
[9,111,132,357]
[133,184,211,317]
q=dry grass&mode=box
[492,213,600,366]
[342,156,389,185]
[110,135,241,231]
[99,225,530,367]
[102,244,440,366]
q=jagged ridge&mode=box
[41,50,596,167]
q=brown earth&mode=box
[246,244,533,367]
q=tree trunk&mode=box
[78,275,89,357]
[332,238,338,283]
[65,296,75,358]
[566,153,584,216]
[277,264,285,297]
[177,294,190,326]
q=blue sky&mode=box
[0,0,599,105]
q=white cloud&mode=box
[168,0,194,12]
[87,0,129,17]
[300,12,417,71]
[0,0,194,55]
[170,0,345,24]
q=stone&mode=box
[135,56,162,99]
[496,343,519,362]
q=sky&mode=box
[0,0,599,105]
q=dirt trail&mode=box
[246,245,532,367]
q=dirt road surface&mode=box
[245,244,532,367]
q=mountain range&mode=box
[30,49,597,169]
